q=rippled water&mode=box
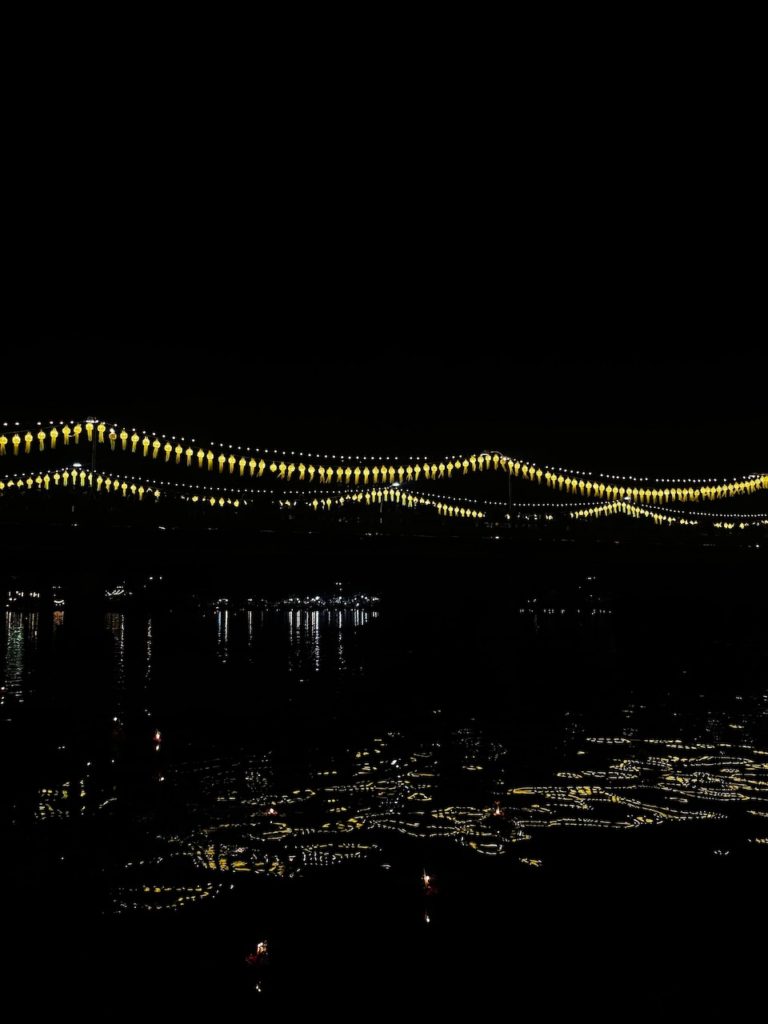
[2,580,767,1002]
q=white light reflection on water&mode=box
[286,607,369,676]
[216,609,229,664]
[1,611,39,711]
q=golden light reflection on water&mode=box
[3,611,766,916]
[100,715,768,913]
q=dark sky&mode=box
[12,61,764,479]
[4,350,765,479]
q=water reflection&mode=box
[284,606,372,676]
[1,610,38,712]
[97,696,768,914]
[1,593,766,921]
[216,609,229,663]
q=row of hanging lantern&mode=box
[569,500,768,529]
[0,470,245,508]
[1,420,766,503]
[2,467,765,529]
[279,487,485,519]
[0,469,160,500]
[0,469,482,518]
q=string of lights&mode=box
[0,469,484,519]
[495,453,766,504]
[569,501,768,530]
[651,507,768,519]
[280,487,486,520]
[3,465,764,529]
[0,417,438,464]
[1,418,765,504]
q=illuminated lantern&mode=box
[218,454,227,473]
[249,458,257,477]
[228,455,237,474]
[36,429,46,451]
[24,431,33,453]
[372,466,379,484]
[307,464,315,481]
[142,436,150,456]
[96,424,106,444]
[258,459,266,477]
[62,470,70,486]
[344,466,352,484]
[185,447,194,466]
[11,433,21,454]
[278,461,286,479]
[162,442,171,462]
[138,486,145,500]
[239,457,247,476]
[109,429,118,450]
[43,474,50,490]
[120,430,129,450]
[175,445,184,464]
[0,434,9,455]
[96,476,103,491]
[152,439,161,459]
[406,465,413,481]
[53,471,61,486]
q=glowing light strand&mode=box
[0,419,765,504]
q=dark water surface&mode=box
[2,556,767,1007]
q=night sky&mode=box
[15,96,764,481]
[6,350,765,480]
[17,63,763,482]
